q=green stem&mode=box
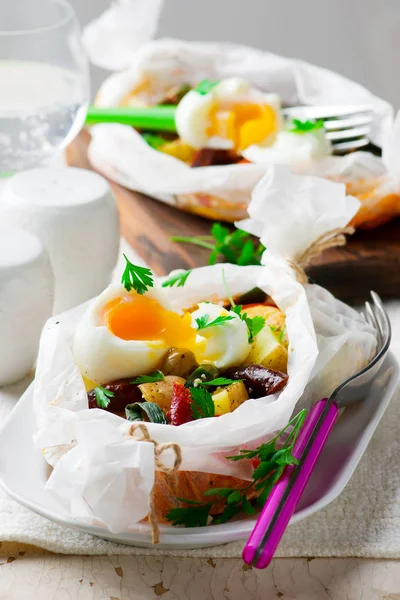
[171,236,215,251]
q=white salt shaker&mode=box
[0,228,54,386]
[1,168,120,314]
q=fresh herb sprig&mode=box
[131,371,164,385]
[200,377,239,387]
[121,255,154,294]
[195,79,219,95]
[162,269,192,288]
[232,305,265,343]
[166,409,306,527]
[288,118,324,134]
[190,386,215,419]
[171,223,265,267]
[221,269,266,343]
[94,386,114,409]
[195,314,235,331]
[142,133,167,150]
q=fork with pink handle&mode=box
[243,291,391,569]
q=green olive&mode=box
[160,347,198,378]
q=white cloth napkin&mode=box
[0,244,399,557]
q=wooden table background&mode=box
[67,130,400,305]
[1,133,400,598]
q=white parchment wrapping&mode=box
[84,32,394,209]
[33,167,376,533]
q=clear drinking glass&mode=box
[0,0,89,172]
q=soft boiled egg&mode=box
[243,128,332,166]
[191,302,250,369]
[73,284,204,385]
[175,78,281,153]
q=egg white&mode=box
[243,129,333,165]
[191,302,250,369]
[73,284,173,385]
[175,77,282,151]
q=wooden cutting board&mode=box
[67,130,400,304]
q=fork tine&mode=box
[326,126,371,141]
[370,291,391,344]
[365,301,383,347]
[282,104,373,121]
[323,114,373,130]
[332,138,370,153]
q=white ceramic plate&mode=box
[0,352,398,550]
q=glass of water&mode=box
[0,0,89,172]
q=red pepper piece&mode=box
[169,382,193,426]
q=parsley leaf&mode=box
[190,386,215,419]
[288,118,324,134]
[195,314,235,331]
[121,255,154,294]
[166,503,212,527]
[161,269,192,288]
[200,377,240,387]
[94,386,114,409]
[141,133,166,150]
[278,326,286,342]
[232,305,266,343]
[171,223,265,267]
[166,409,307,528]
[131,371,165,384]
[195,79,219,95]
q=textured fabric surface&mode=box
[0,247,399,557]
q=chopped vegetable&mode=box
[162,82,191,105]
[225,365,288,398]
[169,382,193,425]
[234,288,268,306]
[159,139,196,162]
[139,375,186,413]
[162,270,192,288]
[190,148,241,167]
[160,348,198,378]
[125,401,168,424]
[185,364,219,388]
[212,381,249,415]
[243,325,288,372]
[243,304,286,334]
[288,118,324,134]
[88,380,142,413]
[190,386,215,420]
[121,255,154,294]
[200,377,239,387]
[166,410,306,527]
[142,133,167,150]
[194,79,219,95]
[212,388,231,416]
[131,371,164,384]
[171,223,265,266]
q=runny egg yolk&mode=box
[103,295,199,351]
[207,101,278,152]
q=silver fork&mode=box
[243,291,392,569]
[282,104,374,154]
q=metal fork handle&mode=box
[242,399,339,569]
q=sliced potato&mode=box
[243,326,288,373]
[212,381,249,415]
[139,375,185,412]
[212,389,231,416]
[159,139,196,163]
